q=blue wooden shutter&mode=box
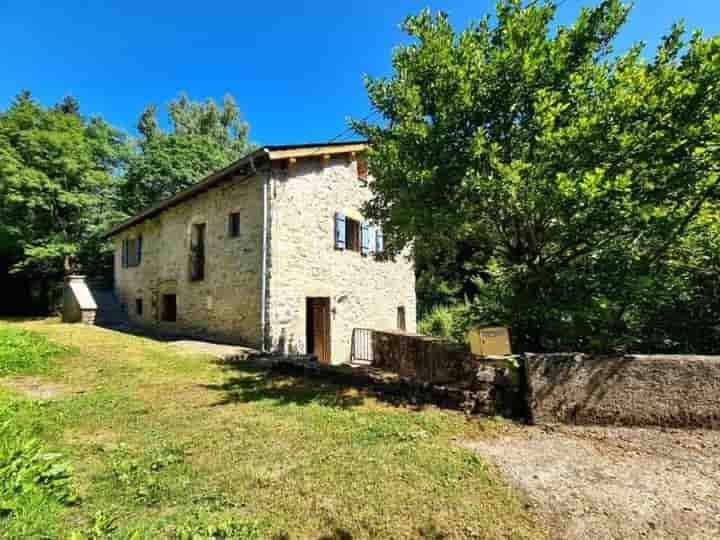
[361,223,370,256]
[121,239,128,268]
[375,228,384,254]
[335,212,346,249]
[137,236,143,265]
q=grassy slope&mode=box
[0,319,546,539]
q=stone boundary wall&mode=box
[371,330,472,384]
[525,353,720,428]
[369,330,523,416]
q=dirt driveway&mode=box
[464,424,720,539]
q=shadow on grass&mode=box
[202,361,454,414]
[201,364,366,409]
[0,316,53,323]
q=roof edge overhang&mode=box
[102,140,368,239]
[102,148,270,239]
[265,141,367,160]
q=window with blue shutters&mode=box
[334,212,346,250]
[361,223,370,256]
[375,228,384,254]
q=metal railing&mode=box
[350,328,374,364]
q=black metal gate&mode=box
[350,328,374,364]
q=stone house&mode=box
[103,141,416,364]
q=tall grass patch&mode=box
[0,402,77,538]
[0,326,71,376]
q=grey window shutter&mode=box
[375,228,383,254]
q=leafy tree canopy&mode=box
[122,93,255,213]
[0,91,130,312]
[0,91,128,276]
[0,90,257,314]
[355,0,720,351]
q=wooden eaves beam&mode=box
[267,143,367,161]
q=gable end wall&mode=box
[267,157,417,363]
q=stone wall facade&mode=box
[114,175,265,346]
[525,353,720,428]
[112,154,416,359]
[267,157,417,363]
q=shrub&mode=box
[417,304,471,343]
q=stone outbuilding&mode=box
[103,141,416,364]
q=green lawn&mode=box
[0,319,546,540]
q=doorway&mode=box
[306,297,331,364]
[162,294,177,322]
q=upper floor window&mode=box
[397,306,406,332]
[190,223,206,281]
[335,213,370,256]
[121,236,142,268]
[228,212,240,238]
[346,218,360,252]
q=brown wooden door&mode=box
[307,298,330,363]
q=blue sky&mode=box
[1,1,718,145]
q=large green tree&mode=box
[355,0,720,351]
[121,93,254,213]
[0,92,129,312]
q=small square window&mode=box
[135,298,143,316]
[228,212,240,238]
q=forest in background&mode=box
[0,91,254,315]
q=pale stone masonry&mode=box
[104,142,416,364]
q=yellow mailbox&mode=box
[468,324,512,357]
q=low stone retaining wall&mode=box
[239,333,720,428]
[363,330,524,416]
[525,353,720,428]
[371,330,473,384]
